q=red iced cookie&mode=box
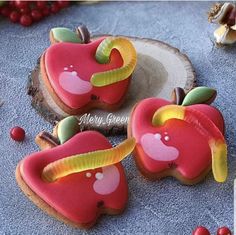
[40,26,137,115]
[16,117,135,228]
[128,87,228,184]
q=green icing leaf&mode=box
[58,116,80,144]
[182,87,217,106]
[51,27,82,43]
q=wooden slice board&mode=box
[27,36,196,135]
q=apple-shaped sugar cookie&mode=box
[128,87,228,184]
[16,116,135,228]
[40,26,137,115]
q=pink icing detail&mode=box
[130,98,225,180]
[44,38,131,109]
[93,165,120,195]
[20,131,128,225]
[59,71,92,95]
[141,133,179,161]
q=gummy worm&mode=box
[152,105,227,183]
[42,137,136,182]
[91,37,137,87]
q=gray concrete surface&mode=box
[0,2,235,234]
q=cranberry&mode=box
[217,227,232,235]
[31,9,43,21]
[10,126,25,142]
[50,2,60,14]
[14,1,29,9]
[9,10,21,23]
[41,6,50,17]
[8,1,16,7]
[0,6,11,17]
[57,1,69,8]
[19,6,30,14]
[36,1,46,9]
[192,226,210,235]
[20,14,32,26]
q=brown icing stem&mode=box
[76,25,90,44]
[171,87,186,105]
[39,131,60,146]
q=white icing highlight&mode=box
[93,165,120,195]
[86,172,92,178]
[64,67,68,71]
[164,136,170,141]
[70,65,73,68]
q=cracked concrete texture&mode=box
[0,2,235,234]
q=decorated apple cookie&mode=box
[16,116,136,228]
[128,86,228,184]
[39,25,137,115]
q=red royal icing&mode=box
[20,131,128,225]
[130,98,225,180]
[44,37,131,109]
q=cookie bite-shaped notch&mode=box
[17,130,135,228]
[129,87,227,184]
[41,25,137,114]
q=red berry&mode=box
[36,1,46,9]
[8,1,16,7]
[9,10,21,23]
[0,6,11,17]
[41,6,50,16]
[10,126,25,142]
[217,227,232,235]
[19,6,30,14]
[14,1,29,9]
[20,14,33,26]
[50,2,60,14]
[31,9,42,21]
[192,226,210,235]
[57,1,69,8]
